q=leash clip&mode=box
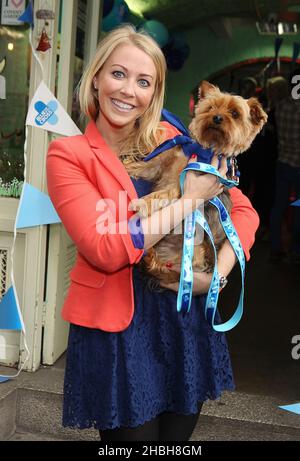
[227,156,240,184]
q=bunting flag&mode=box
[16,183,61,229]
[17,0,34,27]
[275,37,283,72]
[26,81,82,136]
[292,42,300,64]
[0,286,23,331]
[279,403,300,416]
[274,37,283,57]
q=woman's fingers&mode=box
[210,154,219,168]
[210,155,227,194]
[211,155,227,175]
[219,155,228,177]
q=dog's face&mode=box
[189,81,268,156]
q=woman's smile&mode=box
[111,98,136,112]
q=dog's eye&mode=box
[230,110,239,119]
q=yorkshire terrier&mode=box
[125,81,267,287]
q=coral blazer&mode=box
[46,119,259,332]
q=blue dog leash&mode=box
[144,109,245,332]
[179,164,245,332]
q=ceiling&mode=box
[126,0,300,30]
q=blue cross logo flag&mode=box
[34,100,58,126]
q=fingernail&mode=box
[166,262,173,268]
[190,154,197,159]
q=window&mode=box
[0,24,30,198]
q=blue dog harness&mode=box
[144,109,245,332]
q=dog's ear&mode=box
[198,81,220,100]
[247,97,268,126]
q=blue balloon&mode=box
[102,0,129,32]
[141,20,169,47]
[103,0,114,17]
[162,33,190,71]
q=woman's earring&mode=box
[93,79,97,90]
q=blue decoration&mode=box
[140,20,169,48]
[102,0,130,32]
[292,42,300,64]
[0,286,22,330]
[291,199,300,206]
[16,183,61,229]
[18,0,34,28]
[275,37,283,57]
[0,377,10,383]
[103,0,115,17]
[162,32,190,71]
[279,403,300,415]
[34,100,58,126]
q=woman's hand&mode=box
[160,264,213,295]
[182,154,227,204]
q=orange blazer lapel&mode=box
[84,119,138,202]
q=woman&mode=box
[46,25,259,441]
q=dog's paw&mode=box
[128,198,149,217]
[158,198,170,208]
[128,198,143,211]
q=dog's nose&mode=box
[213,115,223,125]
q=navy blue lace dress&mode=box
[62,178,235,430]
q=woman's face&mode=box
[94,44,157,129]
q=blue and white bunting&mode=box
[26,81,82,137]
[16,183,61,229]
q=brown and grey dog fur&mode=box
[124,81,267,287]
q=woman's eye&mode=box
[138,79,150,87]
[112,70,124,78]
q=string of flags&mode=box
[0,1,81,383]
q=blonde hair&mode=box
[79,24,167,159]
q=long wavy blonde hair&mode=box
[79,24,167,160]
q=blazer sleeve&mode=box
[229,186,260,261]
[46,139,144,273]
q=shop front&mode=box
[0,0,102,373]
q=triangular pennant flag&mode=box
[16,183,61,229]
[36,28,52,52]
[275,37,283,58]
[292,42,300,64]
[0,286,23,330]
[279,403,300,415]
[26,81,82,136]
[275,37,283,73]
[291,199,300,206]
[18,0,34,27]
[0,377,10,383]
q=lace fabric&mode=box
[62,177,235,431]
